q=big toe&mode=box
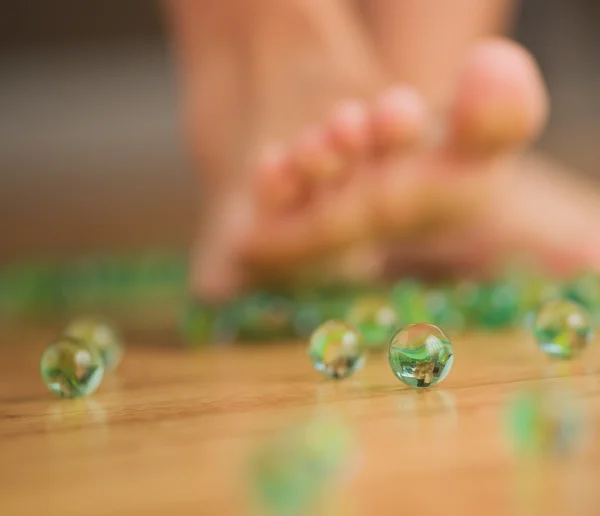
[449,38,549,156]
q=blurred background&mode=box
[0,1,193,262]
[1,0,599,323]
[2,0,600,261]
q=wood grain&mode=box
[1,326,600,516]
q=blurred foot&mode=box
[190,35,599,300]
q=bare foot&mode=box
[173,7,600,301]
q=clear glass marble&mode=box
[388,323,454,388]
[309,320,365,379]
[40,336,105,398]
[250,415,352,515]
[346,297,399,351]
[392,280,464,330]
[534,299,593,359]
[63,316,123,371]
[507,386,583,458]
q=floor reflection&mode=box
[46,398,107,431]
[396,388,458,436]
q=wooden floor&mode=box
[1,326,600,516]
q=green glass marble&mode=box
[308,320,365,379]
[455,280,519,329]
[346,296,399,351]
[292,302,323,338]
[63,317,123,371]
[40,336,105,398]
[513,271,562,320]
[534,299,593,359]
[391,280,464,331]
[388,323,454,388]
[507,386,582,458]
[0,263,63,317]
[180,300,217,345]
[424,287,466,330]
[249,415,352,516]
[225,292,295,341]
[562,271,600,320]
[390,279,426,321]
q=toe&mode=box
[449,38,549,156]
[328,99,370,156]
[241,174,374,268]
[371,86,427,155]
[255,145,306,212]
[290,126,346,184]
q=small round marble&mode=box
[516,272,562,324]
[455,281,518,329]
[534,299,593,359]
[392,280,464,330]
[507,386,583,458]
[180,300,217,345]
[388,323,454,388]
[250,415,352,515]
[308,320,365,379]
[63,316,123,371]
[227,292,294,341]
[40,336,105,398]
[346,297,399,351]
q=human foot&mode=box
[192,38,587,299]
[192,30,600,300]
[248,39,573,275]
